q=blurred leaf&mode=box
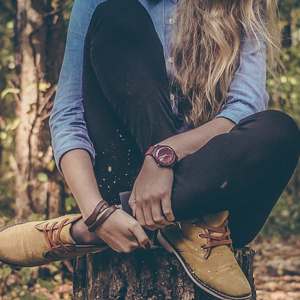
[1,87,20,99]
[19,268,32,284]
[34,292,49,300]
[28,214,46,222]
[6,118,20,131]
[0,267,12,278]
[51,0,59,11]
[6,21,13,29]
[37,279,56,292]
[19,291,34,300]
[37,173,48,182]
[22,181,29,190]
[65,197,77,212]
[46,160,56,172]
[38,82,51,92]
[0,132,7,140]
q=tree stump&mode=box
[73,247,256,300]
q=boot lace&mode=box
[43,218,77,259]
[195,219,233,259]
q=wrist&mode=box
[88,205,119,232]
[80,197,105,221]
[154,137,184,162]
[145,144,178,168]
[83,199,119,232]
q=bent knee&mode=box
[264,110,300,150]
[262,111,300,168]
[238,110,300,168]
[243,110,300,152]
[90,0,152,39]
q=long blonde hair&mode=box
[172,0,281,126]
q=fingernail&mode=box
[145,242,151,250]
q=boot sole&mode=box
[157,230,252,300]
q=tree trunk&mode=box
[73,247,256,300]
[12,0,67,221]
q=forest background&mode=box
[0,0,299,299]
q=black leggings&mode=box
[82,0,300,247]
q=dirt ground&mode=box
[250,235,300,300]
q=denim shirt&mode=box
[50,0,269,174]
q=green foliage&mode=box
[0,1,74,299]
[65,197,77,212]
[1,88,20,99]
[36,279,56,292]
[0,0,17,220]
[0,262,72,299]
[261,4,300,237]
[37,173,49,183]
[0,0,74,221]
[27,214,47,222]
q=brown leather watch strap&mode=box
[84,200,109,227]
[88,205,119,232]
[145,145,156,156]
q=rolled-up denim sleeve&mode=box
[215,30,269,124]
[50,0,101,175]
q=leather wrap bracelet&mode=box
[84,200,110,227]
[84,200,119,232]
[88,205,119,232]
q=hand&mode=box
[94,209,150,253]
[129,156,175,231]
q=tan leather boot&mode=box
[157,211,252,300]
[0,214,108,267]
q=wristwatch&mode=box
[145,145,178,168]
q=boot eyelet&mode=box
[200,244,204,249]
[198,233,201,238]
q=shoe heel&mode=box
[157,230,173,254]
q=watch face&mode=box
[155,146,175,166]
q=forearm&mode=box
[129,119,235,229]
[161,117,235,161]
[60,149,103,220]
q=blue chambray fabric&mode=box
[50,0,269,174]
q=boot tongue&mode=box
[203,211,228,227]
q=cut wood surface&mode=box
[73,247,256,300]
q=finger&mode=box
[129,222,150,249]
[142,201,156,230]
[121,240,140,253]
[100,236,123,253]
[151,201,170,227]
[135,205,146,228]
[161,195,175,222]
[110,244,123,253]
[112,233,140,253]
[128,190,137,217]
[131,202,137,218]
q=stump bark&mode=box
[73,247,256,300]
